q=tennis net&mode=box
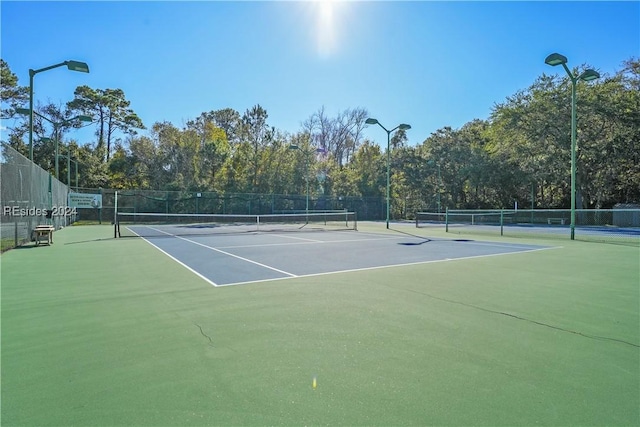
[416,211,516,227]
[115,211,357,238]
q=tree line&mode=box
[1,57,638,216]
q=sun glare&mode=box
[315,0,339,58]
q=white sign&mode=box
[69,192,102,209]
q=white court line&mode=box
[215,234,403,250]
[358,230,558,251]
[451,240,555,250]
[268,233,324,243]
[142,226,297,285]
[132,225,557,288]
[216,246,561,287]
[131,227,220,287]
[164,233,298,279]
[219,233,537,254]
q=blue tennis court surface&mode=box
[131,229,554,287]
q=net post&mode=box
[114,191,118,238]
[99,187,103,225]
[500,209,504,236]
[445,208,449,233]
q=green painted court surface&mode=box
[1,223,638,426]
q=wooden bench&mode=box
[33,225,55,246]
[547,218,566,225]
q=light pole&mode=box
[27,60,89,162]
[545,53,599,240]
[17,108,91,179]
[428,160,442,213]
[57,152,79,190]
[289,143,325,216]
[437,163,441,213]
[365,118,411,228]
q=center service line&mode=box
[172,234,298,278]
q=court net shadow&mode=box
[390,227,475,245]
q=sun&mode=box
[315,0,340,58]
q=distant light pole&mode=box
[289,143,325,216]
[17,108,91,180]
[428,159,442,213]
[545,53,599,240]
[57,152,79,191]
[365,118,411,228]
[27,60,89,162]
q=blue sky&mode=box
[1,1,638,148]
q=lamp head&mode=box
[544,53,568,67]
[365,118,379,125]
[579,69,600,82]
[398,124,411,131]
[65,60,90,73]
[16,108,30,115]
[288,144,299,150]
[77,115,93,122]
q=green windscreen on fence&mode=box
[416,209,640,243]
[87,189,386,222]
[115,211,357,238]
[0,143,70,251]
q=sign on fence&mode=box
[69,192,102,209]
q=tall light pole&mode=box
[289,143,325,216]
[57,152,79,190]
[545,53,599,240]
[436,163,441,213]
[17,108,91,180]
[28,60,89,162]
[428,159,442,213]
[365,118,411,229]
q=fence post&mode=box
[99,187,103,224]
[114,191,118,238]
[445,207,449,233]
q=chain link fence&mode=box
[1,143,71,251]
[71,189,390,224]
[416,208,640,243]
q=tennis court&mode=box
[136,229,553,287]
[116,213,553,286]
[2,222,638,426]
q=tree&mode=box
[390,128,408,149]
[576,58,640,207]
[211,108,242,145]
[186,108,241,147]
[0,59,28,119]
[0,59,29,156]
[303,106,369,167]
[185,113,232,190]
[488,58,640,209]
[489,75,573,208]
[67,86,145,162]
[240,104,274,192]
[199,122,231,191]
[76,142,110,188]
[340,140,384,197]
